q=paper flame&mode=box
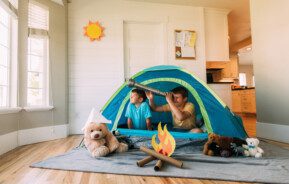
[151,123,176,157]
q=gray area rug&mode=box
[31,138,289,184]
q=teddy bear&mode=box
[83,122,128,157]
[203,133,247,157]
[242,138,264,158]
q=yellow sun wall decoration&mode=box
[83,21,105,41]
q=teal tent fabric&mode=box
[101,65,247,139]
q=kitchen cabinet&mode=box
[232,89,256,113]
[206,56,238,82]
[205,8,230,62]
[232,90,242,112]
[221,56,239,78]
[206,61,226,69]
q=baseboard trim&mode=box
[18,124,69,146]
[0,124,69,156]
[0,131,18,156]
[257,122,289,143]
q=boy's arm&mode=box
[125,103,133,129]
[146,118,152,130]
[144,103,152,130]
[127,118,133,129]
[166,93,192,121]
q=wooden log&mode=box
[136,156,155,167]
[154,160,163,171]
[140,146,183,168]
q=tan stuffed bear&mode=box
[83,122,128,157]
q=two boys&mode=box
[125,86,202,133]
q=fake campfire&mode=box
[137,123,183,171]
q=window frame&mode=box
[25,1,51,108]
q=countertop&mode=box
[207,82,234,84]
[232,87,255,90]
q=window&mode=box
[27,1,49,107]
[0,2,18,108]
[27,37,48,106]
[0,6,10,107]
[239,73,247,86]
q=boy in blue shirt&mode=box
[125,89,152,130]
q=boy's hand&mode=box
[145,91,154,100]
[147,126,153,131]
[165,92,174,104]
[146,118,152,131]
[127,118,133,129]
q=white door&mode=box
[124,21,165,79]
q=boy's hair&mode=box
[171,86,188,98]
[131,89,147,102]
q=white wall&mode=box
[204,8,230,62]
[251,0,289,143]
[208,84,232,109]
[68,0,207,134]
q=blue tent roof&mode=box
[101,65,247,139]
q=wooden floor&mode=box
[0,114,287,184]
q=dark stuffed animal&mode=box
[203,133,247,157]
[206,142,221,156]
[230,142,246,156]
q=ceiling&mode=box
[129,0,251,48]
[238,45,252,65]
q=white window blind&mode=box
[28,1,48,31]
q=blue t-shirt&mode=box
[125,102,152,130]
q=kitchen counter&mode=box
[232,89,256,113]
[207,82,234,84]
[232,87,255,90]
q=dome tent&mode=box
[101,65,247,139]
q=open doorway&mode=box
[231,45,256,137]
[226,0,256,137]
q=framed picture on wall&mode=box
[175,30,196,60]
